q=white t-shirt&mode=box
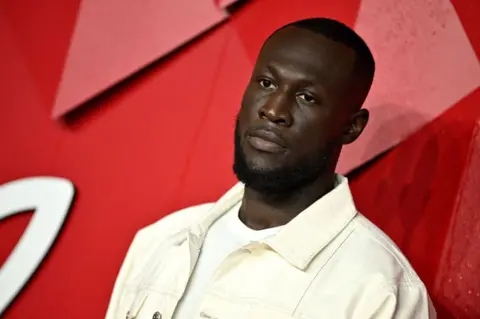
[173,203,281,319]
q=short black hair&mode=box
[270,18,375,108]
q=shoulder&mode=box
[132,203,215,252]
[338,214,436,316]
[105,203,215,318]
[343,213,424,286]
[141,202,214,233]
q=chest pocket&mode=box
[195,293,304,319]
[246,304,305,319]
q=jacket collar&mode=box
[190,175,357,270]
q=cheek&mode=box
[291,116,335,153]
[240,85,267,116]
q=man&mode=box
[106,18,435,319]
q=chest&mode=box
[116,234,369,319]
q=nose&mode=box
[258,90,293,126]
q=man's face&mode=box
[233,26,358,194]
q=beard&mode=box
[233,119,333,195]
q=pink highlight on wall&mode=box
[52,0,230,118]
[337,0,480,173]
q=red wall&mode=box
[350,90,480,319]
[1,0,479,318]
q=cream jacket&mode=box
[106,176,435,319]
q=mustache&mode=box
[246,124,288,147]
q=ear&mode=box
[341,108,369,145]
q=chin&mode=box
[242,147,287,172]
[245,156,285,173]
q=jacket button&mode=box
[153,311,162,319]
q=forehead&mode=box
[256,27,356,90]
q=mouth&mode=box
[247,129,286,153]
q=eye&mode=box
[297,93,316,104]
[259,78,277,90]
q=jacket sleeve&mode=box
[354,282,436,319]
[104,233,141,319]
[104,203,214,318]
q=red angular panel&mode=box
[227,0,480,173]
[435,120,480,318]
[52,0,228,118]
[173,25,252,206]
[0,6,65,180]
[339,0,480,173]
[0,0,81,111]
[228,0,362,62]
[0,19,233,318]
[451,0,480,59]
[349,87,480,318]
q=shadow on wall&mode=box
[350,103,465,318]
[362,103,437,251]
[360,103,432,164]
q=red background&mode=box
[1,0,479,318]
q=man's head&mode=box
[233,18,375,194]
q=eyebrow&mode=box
[267,64,280,79]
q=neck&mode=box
[239,170,336,230]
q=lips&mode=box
[247,129,286,153]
